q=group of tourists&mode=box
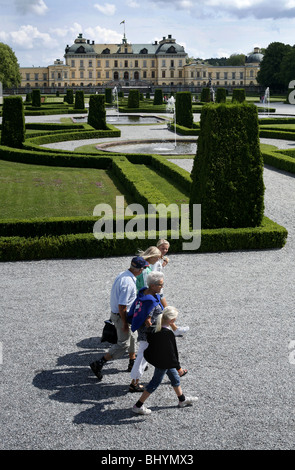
[89,239,198,415]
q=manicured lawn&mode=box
[135,164,189,204]
[0,160,125,219]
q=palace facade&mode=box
[19,33,263,92]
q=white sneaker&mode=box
[132,404,152,415]
[178,396,198,408]
[174,326,190,337]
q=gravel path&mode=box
[1,104,295,451]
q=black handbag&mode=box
[101,319,117,344]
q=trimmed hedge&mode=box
[201,88,210,102]
[0,145,112,168]
[0,216,287,261]
[32,89,41,108]
[74,91,85,110]
[88,94,107,130]
[105,88,112,104]
[1,96,25,148]
[153,89,163,105]
[173,122,200,136]
[190,103,264,229]
[65,89,74,104]
[216,88,227,103]
[175,92,193,128]
[112,156,171,209]
[128,89,140,109]
[232,89,246,103]
[261,148,295,174]
[22,125,121,151]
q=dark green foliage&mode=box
[65,89,74,104]
[88,94,107,130]
[153,89,163,105]
[25,93,32,103]
[32,89,41,107]
[200,88,210,102]
[215,88,226,103]
[105,88,112,104]
[190,103,265,229]
[128,89,140,108]
[0,42,21,88]
[232,88,246,103]
[175,92,193,128]
[1,96,25,148]
[257,42,292,91]
[0,216,287,261]
[74,90,85,109]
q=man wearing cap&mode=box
[90,256,149,386]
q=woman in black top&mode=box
[132,306,198,415]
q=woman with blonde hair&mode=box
[132,306,198,415]
[136,246,161,292]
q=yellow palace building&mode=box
[19,33,263,92]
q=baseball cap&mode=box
[131,256,149,269]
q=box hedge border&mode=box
[0,217,287,261]
[0,117,290,260]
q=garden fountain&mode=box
[166,96,177,148]
[263,87,270,116]
[108,86,119,122]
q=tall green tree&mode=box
[227,54,246,66]
[257,42,292,91]
[279,45,295,89]
[0,43,21,88]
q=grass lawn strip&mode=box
[0,160,125,219]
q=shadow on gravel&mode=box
[32,337,145,425]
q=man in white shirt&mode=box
[90,256,148,382]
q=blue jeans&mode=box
[145,367,180,394]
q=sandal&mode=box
[129,382,144,393]
[178,368,188,377]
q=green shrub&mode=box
[32,89,41,107]
[128,89,140,108]
[88,94,107,130]
[0,216,287,261]
[261,148,295,174]
[216,88,226,103]
[175,92,193,128]
[65,89,74,104]
[74,90,85,109]
[1,96,25,148]
[25,93,32,103]
[105,88,112,104]
[232,89,246,103]
[153,89,163,105]
[190,103,264,229]
[200,88,210,102]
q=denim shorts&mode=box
[145,367,180,394]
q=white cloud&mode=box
[126,0,140,7]
[94,3,116,16]
[14,0,49,15]
[150,0,295,18]
[49,23,83,39]
[84,26,122,43]
[2,25,57,49]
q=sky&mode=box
[1,0,295,67]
